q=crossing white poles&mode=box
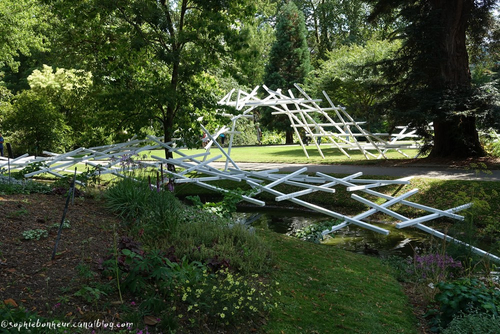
[217,85,422,160]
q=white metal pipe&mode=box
[415,223,500,263]
[396,203,472,228]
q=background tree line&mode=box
[0,0,499,158]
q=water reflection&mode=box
[235,208,429,258]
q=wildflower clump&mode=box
[177,268,279,327]
[408,253,463,283]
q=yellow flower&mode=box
[220,313,225,319]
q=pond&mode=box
[235,207,432,258]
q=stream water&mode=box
[235,207,432,258]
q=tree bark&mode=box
[428,0,485,158]
[431,116,484,158]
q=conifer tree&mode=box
[262,1,312,144]
[366,0,498,158]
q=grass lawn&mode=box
[261,230,418,334]
[148,144,421,165]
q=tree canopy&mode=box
[1,0,500,159]
[0,0,49,71]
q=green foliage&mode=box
[4,90,71,155]
[104,176,272,274]
[51,219,71,230]
[442,311,500,334]
[427,278,500,330]
[187,189,247,219]
[0,178,52,195]
[0,0,50,71]
[365,0,496,158]
[264,1,311,91]
[260,130,286,145]
[74,286,107,306]
[383,255,414,282]
[292,220,341,243]
[177,268,278,327]
[12,161,49,179]
[480,131,500,157]
[170,213,272,274]
[262,1,312,142]
[44,0,257,148]
[28,64,92,98]
[22,228,48,240]
[104,175,184,234]
[294,0,396,62]
[227,117,260,146]
[102,244,276,331]
[309,38,400,132]
[0,303,50,334]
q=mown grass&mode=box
[261,230,418,334]
[151,144,422,165]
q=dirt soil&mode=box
[0,192,122,322]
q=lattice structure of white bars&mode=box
[1,124,497,263]
[0,136,165,184]
[217,84,421,160]
[140,137,498,263]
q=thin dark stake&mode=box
[51,168,77,261]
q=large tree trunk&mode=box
[428,0,485,158]
[431,116,484,158]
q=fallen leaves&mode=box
[4,298,18,307]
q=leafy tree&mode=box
[3,65,93,155]
[28,65,95,147]
[4,91,70,156]
[0,0,50,71]
[309,39,400,132]
[366,0,498,158]
[262,1,312,144]
[294,0,368,60]
[226,1,277,88]
[43,0,256,161]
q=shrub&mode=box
[104,178,273,275]
[177,267,279,328]
[0,176,52,195]
[104,176,184,237]
[427,278,500,330]
[442,311,500,334]
[261,130,286,145]
[102,242,277,332]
